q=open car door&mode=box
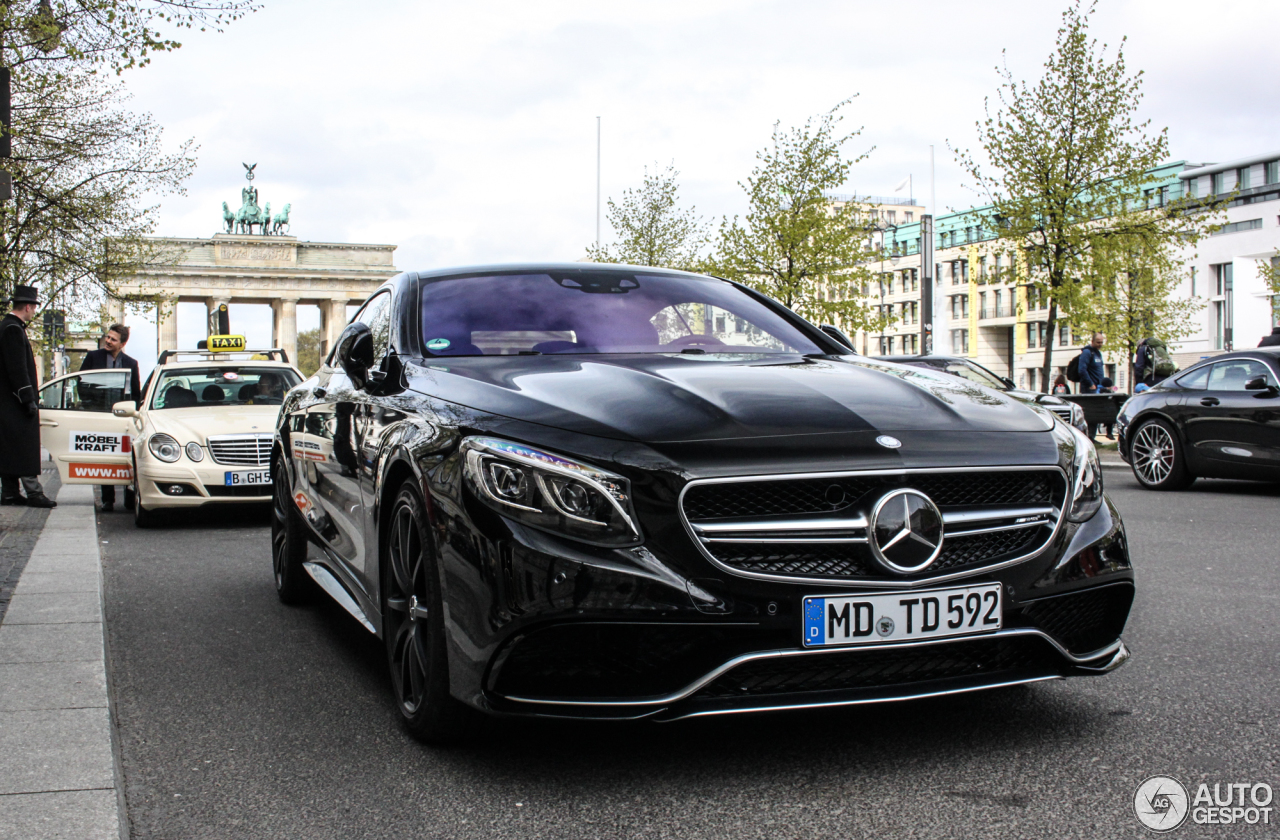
[38,370,135,485]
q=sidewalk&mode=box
[0,484,125,840]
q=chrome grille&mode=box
[680,468,1067,587]
[207,434,273,467]
[1047,405,1074,424]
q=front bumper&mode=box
[137,461,271,509]
[442,484,1135,721]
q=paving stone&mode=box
[0,623,103,665]
[0,660,107,712]
[0,708,114,795]
[1,592,101,626]
[0,790,119,840]
[11,573,99,596]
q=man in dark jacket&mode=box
[1259,327,1280,347]
[0,285,56,508]
[80,323,140,511]
[1078,332,1107,393]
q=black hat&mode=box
[8,285,39,306]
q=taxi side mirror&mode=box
[336,322,374,390]
[112,401,138,418]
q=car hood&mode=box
[145,405,281,443]
[404,354,1054,443]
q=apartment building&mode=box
[850,150,1280,390]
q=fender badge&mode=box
[876,435,903,449]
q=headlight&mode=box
[462,436,641,547]
[148,433,181,463]
[1069,402,1087,432]
[1066,425,1104,522]
[185,442,205,462]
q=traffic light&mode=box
[42,309,64,343]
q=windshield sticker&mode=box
[222,371,240,380]
[427,338,451,352]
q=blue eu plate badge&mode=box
[804,598,826,646]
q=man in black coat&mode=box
[0,285,56,508]
[1260,326,1280,347]
[80,323,141,511]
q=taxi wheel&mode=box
[132,462,157,528]
[272,455,313,605]
[383,479,479,744]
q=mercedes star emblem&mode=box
[876,435,903,449]
[868,489,945,574]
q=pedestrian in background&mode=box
[1078,332,1107,393]
[1097,376,1119,440]
[81,323,140,511]
[1260,326,1280,347]
[1051,374,1070,395]
[0,285,57,508]
[1134,336,1177,386]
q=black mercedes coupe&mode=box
[1116,347,1280,490]
[271,264,1134,742]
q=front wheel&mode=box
[1129,418,1195,490]
[383,479,480,744]
[272,454,313,604]
[132,461,157,527]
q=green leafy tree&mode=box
[711,100,891,334]
[953,0,1218,390]
[1256,252,1280,330]
[295,326,322,377]
[0,68,194,316]
[1076,234,1203,385]
[0,0,259,74]
[585,162,710,270]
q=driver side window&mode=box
[60,372,131,412]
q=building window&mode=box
[1060,324,1071,347]
[1026,323,1038,349]
[1212,171,1227,195]
[1190,266,1197,297]
[1026,368,1037,393]
[887,211,896,225]
[951,329,969,354]
[1239,166,1251,190]
[1187,178,1198,198]
[994,289,1003,317]
[978,256,987,282]
[911,269,919,291]
[1268,161,1280,185]
[905,212,914,223]
[1213,301,1225,350]
[1210,219,1262,236]
[909,333,919,354]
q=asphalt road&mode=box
[98,471,1280,840]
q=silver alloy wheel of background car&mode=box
[1130,419,1192,490]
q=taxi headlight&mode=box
[148,433,181,463]
[185,442,205,462]
[1067,425,1104,523]
[461,436,641,547]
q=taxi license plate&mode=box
[803,583,1002,647]
[225,470,271,487]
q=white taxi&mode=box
[38,368,138,498]
[108,346,302,526]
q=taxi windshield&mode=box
[150,367,300,409]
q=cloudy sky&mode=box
[113,0,1280,371]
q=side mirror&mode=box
[820,324,856,352]
[1245,376,1279,395]
[336,322,374,390]
[1001,377,1016,389]
[112,400,138,418]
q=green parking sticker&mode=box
[426,338,451,352]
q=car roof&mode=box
[411,262,715,282]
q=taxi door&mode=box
[38,370,135,485]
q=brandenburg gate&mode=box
[108,166,398,363]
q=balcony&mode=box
[979,304,1014,320]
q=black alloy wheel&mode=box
[1129,418,1195,491]
[271,454,313,604]
[132,458,157,527]
[383,478,478,744]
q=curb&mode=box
[0,484,124,840]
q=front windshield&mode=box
[150,367,301,409]
[418,271,823,356]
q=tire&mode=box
[132,459,158,527]
[1129,418,1195,491]
[383,479,480,744]
[271,454,314,605]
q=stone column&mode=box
[206,296,232,336]
[104,296,126,328]
[157,299,179,355]
[321,298,349,357]
[273,297,299,365]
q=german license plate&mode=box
[802,583,1002,647]
[225,470,271,487]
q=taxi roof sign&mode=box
[204,334,246,351]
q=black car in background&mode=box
[1116,347,1280,490]
[873,353,1089,435]
[272,264,1133,742]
